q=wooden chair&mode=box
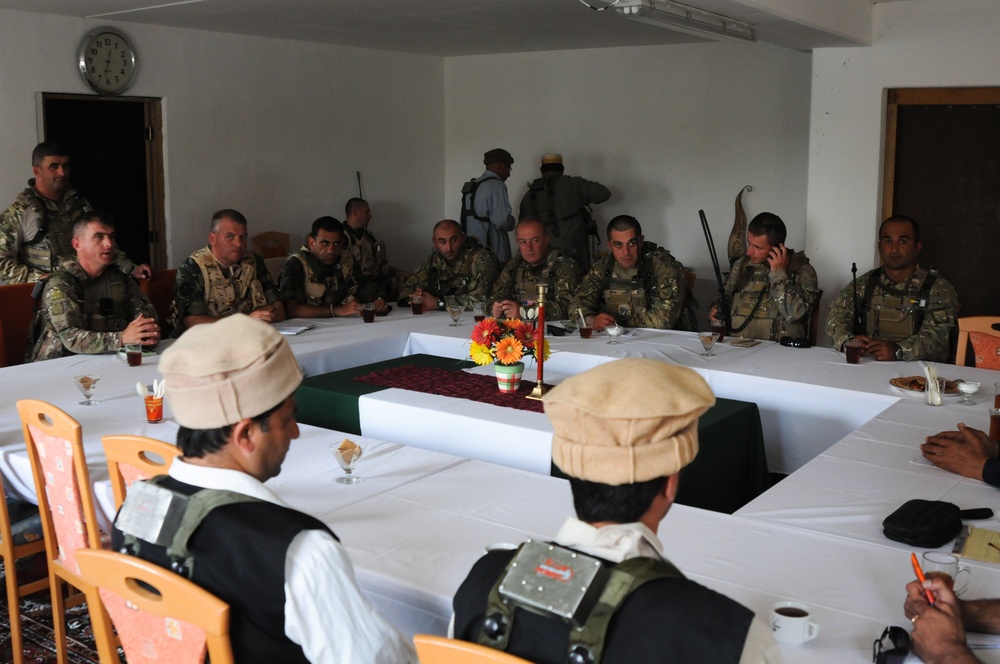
[77,549,234,664]
[138,267,178,338]
[955,315,1000,366]
[682,268,696,293]
[16,399,103,664]
[102,435,181,511]
[0,282,37,367]
[413,635,532,663]
[252,231,290,259]
[808,289,823,347]
[0,473,48,664]
[264,255,287,282]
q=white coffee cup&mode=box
[770,601,819,645]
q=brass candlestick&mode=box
[527,283,547,400]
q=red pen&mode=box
[911,552,936,606]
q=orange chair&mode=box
[0,473,47,664]
[0,282,37,367]
[252,231,290,259]
[138,267,178,338]
[955,316,1000,367]
[77,549,234,664]
[16,399,104,664]
[102,435,181,511]
[413,634,532,663]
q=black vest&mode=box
[112,477,337,664]
[453,548,754,664]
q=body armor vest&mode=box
[192,247,267,317]
[728,253,810,340]
[16,186,89,272]
[80,270,129,332]
[599,255,657,320]
[292,251,353,305]
[861,268,937,341]
[513,257,560,304]
[344,226,388,279]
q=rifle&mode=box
[699,210,729,327]
[851,262,863,336]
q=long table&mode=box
[296,353,770,513]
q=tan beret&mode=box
[544,359,715,485]
[160,314,303,429]
[541,153,563,166]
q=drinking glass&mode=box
[472,301,486,322]
[447,304,464,327]
[331,441,363,485]
[607,324,624,345]
[73,375,101,406]
[957,381,981,405]
[699,332,720,357]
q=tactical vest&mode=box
[460,178,491,238]
[512,255,562,304]
[291,250,353,306]
[15,186,89,272]
[114,475,337,664]
[344,226,388,279]
[728,252,810,340]
[861,268,937,342]
[191,247,267,317]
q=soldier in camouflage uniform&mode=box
[490,218,581,320]
[279,216,387,318]
[715,212,819,341]
[28,212,159,362]
[571,216,697,332]
[517,154,611,269]
[172,209,284,333]
[826,215,957,362]
[342,198,405,302]
[0,142,149,284]
[398,219,499,311]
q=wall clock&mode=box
[78,27,137,96]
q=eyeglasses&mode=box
[873,625,911,664]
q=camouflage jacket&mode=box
[27,259,156,362]
[278,247,358,307]
[342,224,396,301]
[571,241,697,331]
[0,181,135,284]
[399,237,499,310]
[723,250,819,341]
[826,265,958,362]
[172,247,280,330]
[517,172,611,268]
[489,248,581,320]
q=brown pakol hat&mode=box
[544,359,715,485]
[159,314,303,429]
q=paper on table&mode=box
[275,323,315,336]
[954,525,1000,564]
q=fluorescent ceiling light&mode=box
[613,0,756,43]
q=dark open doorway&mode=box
[40,93,166,269]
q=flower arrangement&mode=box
[470,318,551,366]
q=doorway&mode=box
[883,87,1000,319]
[40,93,166,269]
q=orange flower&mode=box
[494,337,524,365]
[502,318,521,330]
[471,318,501,346]
[510,321,535,345]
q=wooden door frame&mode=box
[36,93,167,270]
[882,86,1000,222]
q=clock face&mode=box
[78,29,137,95]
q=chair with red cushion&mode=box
[955,316,1000,368]
[102,434,181,511]
[0,472,47,664]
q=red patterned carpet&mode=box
[0,554,100,663]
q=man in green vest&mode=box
[172,209,285,332]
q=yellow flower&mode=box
[469,342,495,366]
[495,338,524,365]
[538,337,551,361]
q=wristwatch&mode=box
[438,299,446,310]
[894,346,904,360]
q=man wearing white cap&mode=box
[112,314,414,663]
[451,359,781,663]
[518,154,611,268]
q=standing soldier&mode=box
[0,142,149,284]
[342,197,405,302]
[490,218,581,320]
[518,153,611,268]
[399,219,499,311]
[571,216,697,332]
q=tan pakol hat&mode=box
[160,314,303,429]
[541,153,563,166]
[544,359,715,485]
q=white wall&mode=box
[444,41,812,315]
[806,0,1000,341]
[0,9,444,267]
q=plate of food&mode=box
[889,375,960,394]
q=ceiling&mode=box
[5,0,897,56]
